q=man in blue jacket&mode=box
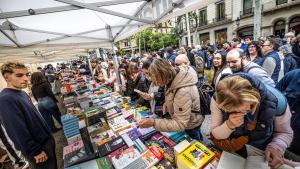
[0,62,57,169]
[276,69,300,157]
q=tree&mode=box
[135,28,179,51]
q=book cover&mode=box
[134,138,148,153]
[123,156,147,169]
[174,139,192,156]
[148,146,164,161]
[138,127,156,140]
[91,129,116,146]
[141,149,159,168]
[63,140,84,157]
[98,136,126,157]
[64,159,99,169]
[67,134,82,145]
[177,141,216,169]
[153,158,176,169]
[150,143,175,163]
[123,127,142,140]
[96,157,113,169]
[110,146,141,169]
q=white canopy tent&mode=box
[0,0,202,63]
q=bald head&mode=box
[226,49,245,73]
[175,54,190,66]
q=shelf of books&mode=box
[59,74,244,169]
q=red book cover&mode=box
[162,136,176,147]
[149,146,164,161]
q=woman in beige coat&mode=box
[138,58,204,140]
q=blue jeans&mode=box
[185,126,203,141]
[38,97,62,131]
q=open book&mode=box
[216,151,270,169]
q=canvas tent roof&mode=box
[0,0,201,63]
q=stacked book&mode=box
[161,131,189,143]
[61,114,80,138]
[107,116,131,134]
[177,141,216,169]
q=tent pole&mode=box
[111,43,123,95]
[139,31,141,57]
[185,13,191,47]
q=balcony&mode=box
[198,21,208,27]
[263,0,300,13]
[240,8,253,16]
[213,16,226,22]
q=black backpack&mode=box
[174,82,214,115]
[197,83,214,115]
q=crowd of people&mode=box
[0,32,299,169]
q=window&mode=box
[215,29,227,45]
[274,20,286,38]
[199,9,207,26]
[199,33,210,45]
[124,41,129,47]
[237,26,254,38]
[289,16,300,35]
[276,0,288,5]
[216,2,225,21]
[243,0,253,15]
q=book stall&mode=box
[60,71,281,169]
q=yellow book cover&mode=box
[177,141,215,169]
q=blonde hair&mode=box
[148,58,176,86]
[1,61,26,76]
[216,76,260,112]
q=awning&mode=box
[0,0,201,63]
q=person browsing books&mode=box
[210,73,293,169]
[138,59,204,141]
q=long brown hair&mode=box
[148,58,176,86]
[30,72,47,86]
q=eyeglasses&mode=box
[248,45,256,48]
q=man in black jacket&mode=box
[0,62,57,169]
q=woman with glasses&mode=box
[210,73,293,169]
[246,41,263,64]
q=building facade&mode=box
[117,19,176,52]
[177,0,300,46]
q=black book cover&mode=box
[98,136,126,157]
[79,127,95,155]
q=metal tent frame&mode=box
[0,0,202,63]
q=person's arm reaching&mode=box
[265,106,293,169]
[154,88,192,132]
